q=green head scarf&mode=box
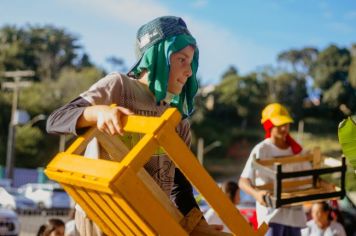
[130,34,199,117]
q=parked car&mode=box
[0,187,36,211]
[18,183,71,209]
[0,208,20,236]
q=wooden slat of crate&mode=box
[114,166,188,236]
[46,108,267,236]
[76,188,124,235]
[101,194,145,235]
[88,191,131,235]
[257,154,314,166]
[61,184,116,236]
[256,178,313,191]
[281,181,337,198]
[111,194,156,235]
[156,123,268,236]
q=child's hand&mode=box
[96,106,133,136]
[255,190,270,207]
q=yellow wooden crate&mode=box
[45,108,267,236]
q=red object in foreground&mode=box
[239,206,258,230]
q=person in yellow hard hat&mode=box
[238,103,310,236]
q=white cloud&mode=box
[190,0,208,8]
[184,17,276,83]
[59,0,275,84]
[60,0,170,26]
[318,1,333,19]
[328,22,354,34]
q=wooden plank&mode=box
[122,115,163,134]
[62,185,115,236]
[160,107,182,127]
[119,134,159,172]
[88,191,130,235]
[65,128,100,155]
[256,178,313,191]
[45,170,114,194]
[279,180,336,198]
[313,147,322,169]
[137,170,184,221]
[156,123,267,236]
[101,194,145,235]
[98,129,184,225]
[121,107,181,134]
[114,167,188,236]
[179,208,202,233]
[257,154,313,166]
[111,194,156,235]
[96,132,130,161]
[77,188,124,236]
[46,153,123,181]
[252,160,276,179]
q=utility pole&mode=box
[59,135,66,152]
[197,138,222,165]
[2,70,34,181]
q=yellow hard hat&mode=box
[261,103,293,126]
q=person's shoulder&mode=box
[103,72,130,83]
[251,139,271,153]
[306,219,315,227]
[95,72,138,90]
[330,221,345,230]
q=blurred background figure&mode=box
[37,218,65,236]
[301,201,346,236]
[65,208,75,236]
[204,180,242,233]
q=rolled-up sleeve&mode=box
[46,97,91,135]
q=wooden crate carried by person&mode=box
[251,147,346,208]
[45,108,267,236]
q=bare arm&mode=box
[77,105,133,135]
[238,177,269,206]
[47,97,133,136]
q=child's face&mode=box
[271,123,290,140]
[311,204,329,226]
[168,45,195,95]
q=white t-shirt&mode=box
[240,138,311,228]
[301,220,347,236]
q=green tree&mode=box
[15,125,45,168]
[278,47,318,75]
[266,73,308,121]
[349,44,356,89]
[0,25,30,72]
[215,70,267,127]
[311,45,355,117]
[0,25,83,81]
[19,67,103,115]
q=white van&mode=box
[17,183,71,209]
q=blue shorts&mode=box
[266,223,301,236]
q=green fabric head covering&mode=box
[130,34,199,117]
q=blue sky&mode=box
[1,0,356,84]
